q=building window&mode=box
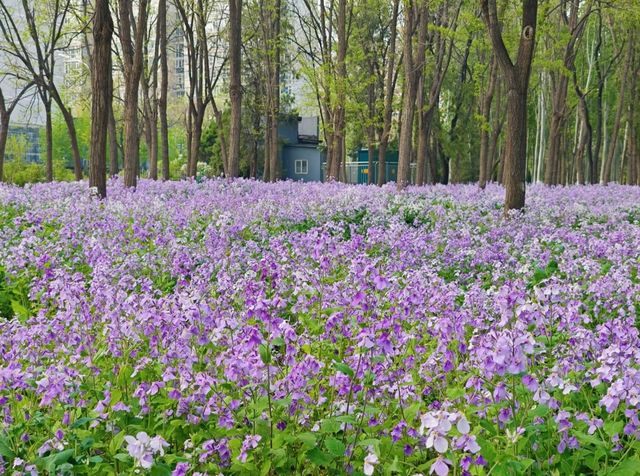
[295,159,308,175]
[175,44,184,73]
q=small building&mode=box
[280,116,325,182]
[345,148,399,184]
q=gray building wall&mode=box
[282,145,324,182]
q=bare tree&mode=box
[0,0,84,180]
[0,82,33,181]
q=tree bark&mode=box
[108,104,119,176]
[376,0,400,186]
[118,0,149,188]
[481,0,537,212]
[261,0,282,182]
[397,0,427,189]
[573,70,592,185]
[479,56,498,188]
[89,0,113,198]
[228,0,243,177]
[158,0,170,181]
[544,1,592,185]
[602,30,634,184]
[44,96,53,182]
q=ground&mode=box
[0,180,639,475]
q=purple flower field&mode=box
[0,180,639,475]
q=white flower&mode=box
[363,452,379,476]
[456,417,470,435]
[124,431,169,469]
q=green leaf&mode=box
[260,460,272,476]
[320,418,341,434]
[45,449,74,473]
[11,300,29,321]
[0,436,15,459]
[573,431,605,447]
[445,386,465,399]
[150,463,172,476]
[528,404,550,418]
[259,343,271,364]
[297,432,317,449]
[306,447,334,466]
[272,337,285,348]
[609,458,640,476]
[70,417,94,429]
[334,362,355,378]
[325,437,346,457]
[604,420,624,437]
[476,436,496,462]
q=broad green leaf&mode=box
[325,437,346,457]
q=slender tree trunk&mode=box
[397,0,427,189]
[228,0,242,177]
[108,105,118,176]
[262,0,282,182]
[328,0,348,180]
[158,0,170,181]
[573,71,592,185]
[366,58,376,185]
[44,97,53,182]
[544,1,591,185]
[0,85,31,181]
[118,0,148,188]
[0,118,7,182]
[479,56,498,188]
[592,8,604,184]
[50,90,83,180]
[602,31,634,184]
[89,0,113,198]
[376,0,400,186]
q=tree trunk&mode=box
[44,97,53,182]
[397,0,427,189]
[50,88,83,180]
[366,58,376,185]
[327,0,348,180]
[118,0,148,188]
[592,8,604,184]
[573,70,592,185]
[89,0,113,198]
[0,118,7,182]
[158,0,170,181]
[143,76,159,180]
[479,56,498,188]
[602,31,634,184]
[108,104,119,176]
[544,1,591,185]
[0,85,31,181]
[481,0,537,212]
[228,0,242,177]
